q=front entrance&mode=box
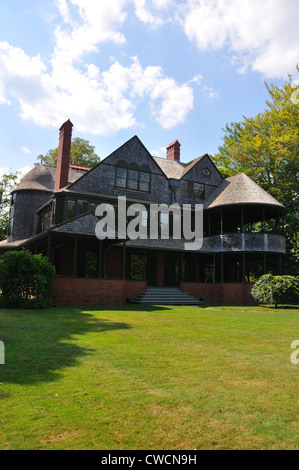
[164,252,181,287]
[146,251,158,286]
[146,251,181,287]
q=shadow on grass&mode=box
[0,308,133,386]
[0,304,174,386]
[266,305,299,310]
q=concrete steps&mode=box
[131,287,205,306]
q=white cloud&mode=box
[53,0,127,64]
[0,80,11,105]
[21,147,32,155]
[203,86,218,99]
[0,1,196,134]
[0,45,193,135]
[189,74,203,85]
[182,0,299,78]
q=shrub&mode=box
[0,250,56,309]
[251,274,299,308]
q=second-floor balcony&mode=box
[204,233,286,254]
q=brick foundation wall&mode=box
[180,282,256,305]
[180,283,214,302]
[126,281,147,302]
[54,278,147,307]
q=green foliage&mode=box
[212,65,299,273]
[38,137,100,168]
[0,172,18,240]
[251,274,299,307]
[290,232,299,263]
[0,250,56,309]
[212,69,299,209]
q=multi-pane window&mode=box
[188,181,205,198]
[128,169,139,190]
[67,200,76,220]
[139,171,150,192]
[116,162,150,192]
[116,167,127,188]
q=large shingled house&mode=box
[0,120,286,306]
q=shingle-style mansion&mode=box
[0,120,286,306]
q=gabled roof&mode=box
[67,135,167,191]
[204,173,286,211]
[153,153,217,180]
[181,155,206,177]
[14,164,85,193]
[153,157,186,179]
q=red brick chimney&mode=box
[166,140,181,161]
[55,119,73,191]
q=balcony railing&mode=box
[204,233,286,254]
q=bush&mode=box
[251,274,299,307]
[0,250,56,309]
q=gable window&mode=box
[128,167,139,190]
[188,182,205,198]
[140,170,150,192]
[116,166,127,188]
[116,162,150,192]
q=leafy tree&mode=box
[213,68,299,209]
[290,233,299,264]
[212,66,299,273]
[0,250,56,309]
[0,171,18,240]
[38,137,100,168]
[251,274,299,308]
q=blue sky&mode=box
[0,0,298,175]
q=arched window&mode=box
[115,160,128,189]
[115,162,151,192]
[128,163,139,190]
[139,165,151,192]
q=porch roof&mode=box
[204,173,286,211]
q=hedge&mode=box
[0,250,56,309]
[251,274,299,308]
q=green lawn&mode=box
[0,304,298,450]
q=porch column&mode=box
[180,252,184,282]
[220,254,224,283]
[47,234,51,261]
[72,237,78,277]
[143,249,147,281]
[263,253,267,274]
[262,208,266,233]
[279,254,283,275]
[241,208,244,233]
[220,209,223,235]
[213,253,216,304]
[122,241,126,280]
[98,240,103,279]
[242,253,246,283]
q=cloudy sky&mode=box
[0,0,299,173]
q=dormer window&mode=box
[116,162,150,192]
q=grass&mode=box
[0,303,299,450]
